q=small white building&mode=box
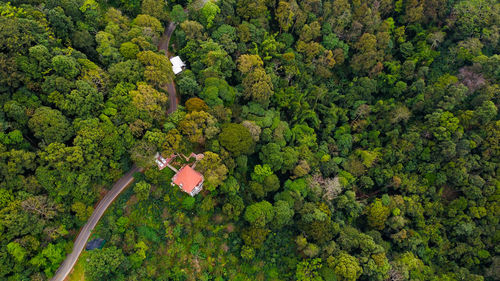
[170,56,185,75]
[155,153,168,170]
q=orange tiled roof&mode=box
[172,165,203,193]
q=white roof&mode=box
[170,56,185,74]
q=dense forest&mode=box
[0,0,499,280]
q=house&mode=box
[171,165,204,196]
[170,56,185,75]
[156,152,205,196]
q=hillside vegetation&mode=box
[0,0,498,280]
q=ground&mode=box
[65,252,88,281]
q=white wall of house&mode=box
[189,182,203,196]
[170,56,185,75]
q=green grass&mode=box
[66,252,88,281]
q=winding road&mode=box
[51,166,142,281]
[51,22,178,281]
[159,21,179,114]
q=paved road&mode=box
[158,21,178,114]
[51,165,143,281]
[51,22,179,281]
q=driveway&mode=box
[158,21,179,114]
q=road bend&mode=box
[51,165,142,281]
[52,21,178,281]
[158,21,178,114]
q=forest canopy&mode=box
[0,0,498,280]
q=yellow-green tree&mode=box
[179,110,219,144]
[137,51,174,87]
[366,199,390,230]
[197,151,228,190]
[327,252,362,281]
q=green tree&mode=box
[223,194,245,219]
[36,143,89,202]
[52,55,80,79]
[273,200,294,228]
[244,200,274,227]
[182,196,195,210]
[30,242,66,277]
[130,82,168,123]
[161,128,183,157]
[276,1,296,32]
[212,24,237,53]
[28,106,72,144]
[171,5,187,23]
[119,42,140,59]
[474,101,497,124]
[72,117,126,182]
[130,140,156,168]
[220,176,240,195]
[133,181,151,201]
[137,50,174,87]
[327,252,362,281]
[282,146,299,172]
[241,226,270,248]
[71,201,93,221]
[141,0,167,20]
[196,151,228,190]
[296,258,323,281]
[237,54,264,74]
[366,199,390,230]
[179,110,219,144]
[84,246,126,281]
[350,33,383,75]
[452,0,499,38]
[200,1,220,28]
[108,60,144,84]
[259,143,283,171]
[47,7,74,42]
[242,68,273,107]
[425,110,461,141]
[251,164,273,183]
[185,97,209,113]
[200,77,237,106]
[240,245,255,260]
[180,20,205,40]
[132,14,163,38]
[7,242,27,263]
[236,0,271,20]
[219,123,254,156]
[95,31,121,64]
[48,80,104,118]
[177,71,201,97]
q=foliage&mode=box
[200,1,220,28]
[28,106,72,144]
[84,246,126,281]
[296,258,323,281]
[218,123,254,156]
[327,252,362,281]
[0,0,498,280]
[244,200,274,227]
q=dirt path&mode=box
[158,21,179,114]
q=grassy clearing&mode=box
[65,252,87,281]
